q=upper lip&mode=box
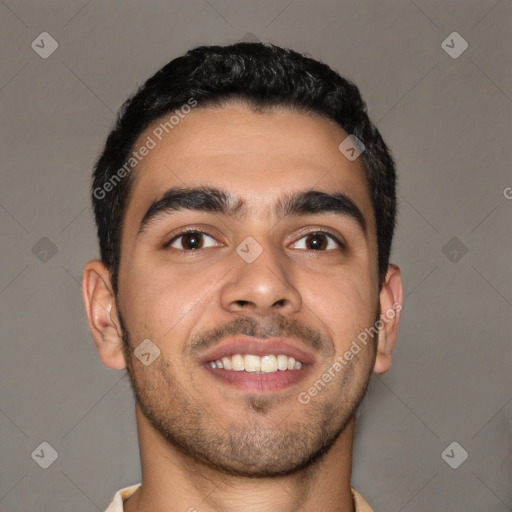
[200,338,316,365]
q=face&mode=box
[113,104,383,477]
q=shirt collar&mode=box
[105,483,373,511]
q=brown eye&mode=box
[168,231,219,250]
[305,233,328,250]
[291,232,342,251]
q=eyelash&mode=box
[163,228,345,252]
[292,229,345,251]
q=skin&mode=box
[82,104,403,512]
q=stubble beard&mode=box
[118,310,376,478]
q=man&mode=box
[82,42,403,512]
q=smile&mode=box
[201,337,314,392]
[207,354,304,373]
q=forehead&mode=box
[123,105,375,233]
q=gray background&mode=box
[0,1,510,511]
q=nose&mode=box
[219,240,302,317]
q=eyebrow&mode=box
[136,186,367,238]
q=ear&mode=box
[373,264,403,374]
[82,260,127,370]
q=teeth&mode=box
[277,354,288,371]
[231,354,244,371]
[221,356,232,370]
[244,354,261,372]
[261,355,278,373]
[207,354,304,373]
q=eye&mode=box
[290,231,343,251]
[167,231,220,251]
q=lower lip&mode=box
[203,364,312,393]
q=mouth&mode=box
[208,353,304,372]
[200,338,314,393]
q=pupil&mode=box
[183,233,202,249]
[307,233,326,250]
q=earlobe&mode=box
[81,260,127,370]
[373,264,403,374]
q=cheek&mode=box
[302,270,376,351]
[120,257,222,343]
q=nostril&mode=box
[236,300,250,307]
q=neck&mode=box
[124,403,356,512]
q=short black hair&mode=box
[92,42,397,293]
